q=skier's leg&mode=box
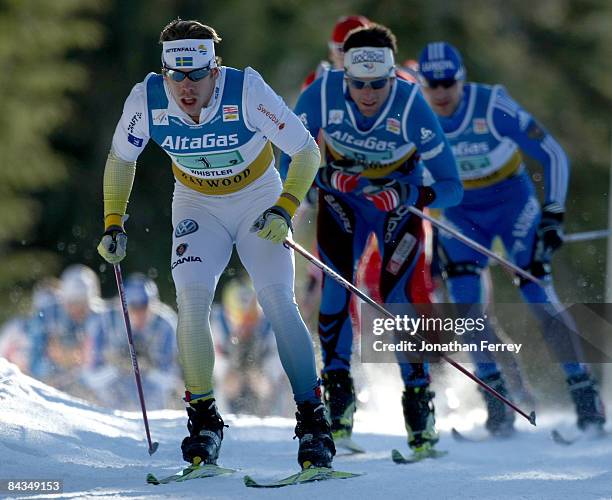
[481,269,536,408]
[315,192,368,440]
[316,191,362,373]
[236,190,334,468]
[439,208,515,435]
[236,217,319,405]
[438,209,500,379]
[171,197,233,464]
[378,208,439,450]
[505,193,606,430]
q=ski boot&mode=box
[402,386,439,451]
[295,400,336,469]
[181,398,226,465]
[480,372,515,437]
[322,369,356,440]
[567,373,606,432]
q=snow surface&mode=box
[1,358,611,500]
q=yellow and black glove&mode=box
[97,224,128,264]
[251,137,321,243]
[251,205,293,244]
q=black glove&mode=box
[533,203,564,263]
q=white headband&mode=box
[344,46,395,79]
[161,39,216,70]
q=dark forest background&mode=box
[2,0,611,316]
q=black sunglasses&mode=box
[163,66,212,82]
[425,78,457,89]
[346,77,390,90]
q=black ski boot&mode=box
[295,400,336,469]
[480,372,515,437]
[402,386,439,451]
[567,373,606,432]
[181,398,226,464]
[322,370,356,440]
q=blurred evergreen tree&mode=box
[0,0,105,316]
[22,0,612,311]
[360,0,612,302]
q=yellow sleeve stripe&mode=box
[275,193,300,217]
[104,214,124,229]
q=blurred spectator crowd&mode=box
[0,265,181,409]
[0,265,289,414]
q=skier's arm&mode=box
[274,80,324,216]
[98,83,149,263]
[278,79,323,181]
[244,68,321,242]
[275,137,320,217]
[102,152,136,231]
[407,90,463,208]
[104,82,150,229]
[492,86,568,258]
[491,86,569,210]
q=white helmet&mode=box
[60,264,100,304]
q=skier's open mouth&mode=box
[181,97,197,106]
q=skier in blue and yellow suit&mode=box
[418,41,606,435]
[281,24,462,454]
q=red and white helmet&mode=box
[329,15,370,52]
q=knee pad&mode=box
[176,283,215,396]
[441,261,482,280]
[515,260,551,288]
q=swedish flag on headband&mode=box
[175,56,193,67]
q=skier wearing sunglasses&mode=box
[418,41,606,436]
[97,18,336,470]
[281,24,462,456]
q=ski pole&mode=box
[406,206,545,288]
[285,238,536,426]
[564,228,612,243]
[112,263,159,455]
